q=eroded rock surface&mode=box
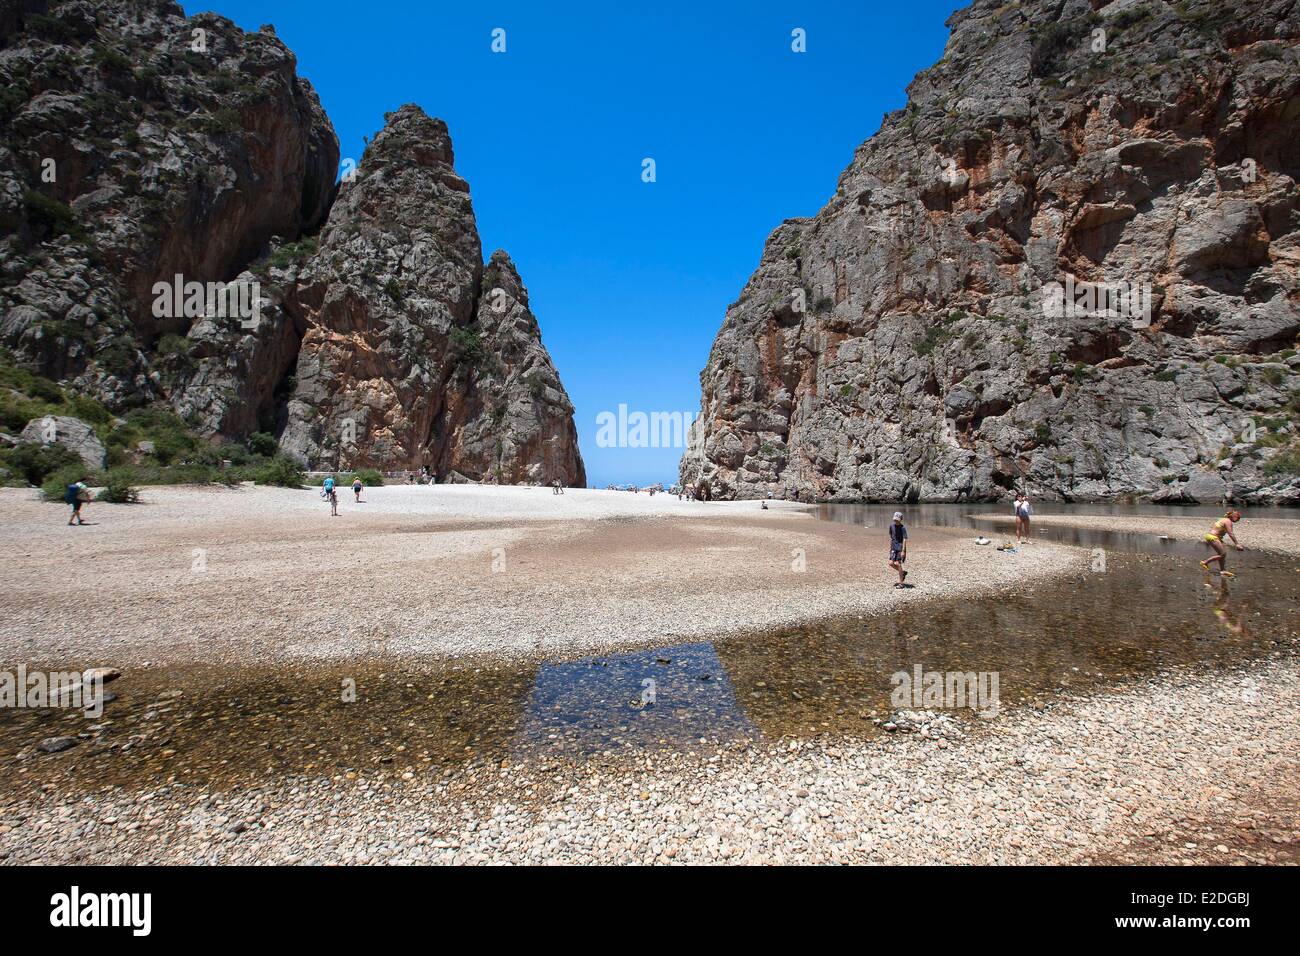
[0,0,337,404]
[682,0,1299,503]
[268,107,584,483]
[1,3,583,484]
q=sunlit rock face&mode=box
[682,0,1299,503]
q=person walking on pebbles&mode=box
[322,474,338,517]
[888,511,908,588]
[64,477,89,526]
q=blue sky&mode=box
[182,1,957,486]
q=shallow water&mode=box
[2,507,1297,794]
[817,501,1295,557]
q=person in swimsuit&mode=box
[1200,509,1244,576]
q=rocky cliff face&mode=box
[0,0,337,402]
[264,106,584,483]
[1,1,584,483]
[682,0,1299,503]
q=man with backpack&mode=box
[65,478,89,526]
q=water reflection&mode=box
[816,502,1295,557]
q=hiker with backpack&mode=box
[65,478,89,526]
[322,475,338,516]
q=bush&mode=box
[262,237,318,271]
[40,464,92,502]
[256,454,304,488]
[1264,447,1300,476]
[98,471,141,503]
[450,326,484,364]
[23,189,84,241]
[247,431,278,457]
[0,441,82,486]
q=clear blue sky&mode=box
[182,0,957,487]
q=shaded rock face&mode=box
[0,0,337,404]
[682,0,1300,504]
[177,105,585,484]
[1,3,584,484]
[436,250,586,484]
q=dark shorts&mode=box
[70,501,82,512]
[889,548,904,563]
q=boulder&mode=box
[20,416,104,469]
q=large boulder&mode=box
[20,415,105,469]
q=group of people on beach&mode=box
[320,475,365,516]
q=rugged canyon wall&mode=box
[681,0,1299,503]
[266,106,585,484]
[0,0,584,484]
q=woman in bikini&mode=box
[1200,510,1244,576]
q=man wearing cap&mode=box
[889,511,908,588]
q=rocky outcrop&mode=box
[1,2,584,484]
[436,249,585,484]
[19,414,104,468]
[682,0,1300,504]
[0,0,337,403]
[175,105,585,483]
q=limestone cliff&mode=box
[681,0,1299,503]
[265,106,584,483]
[1,1,584,484]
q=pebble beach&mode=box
[1,484,1296,865]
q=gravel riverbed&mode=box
[1,659,1294,865]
